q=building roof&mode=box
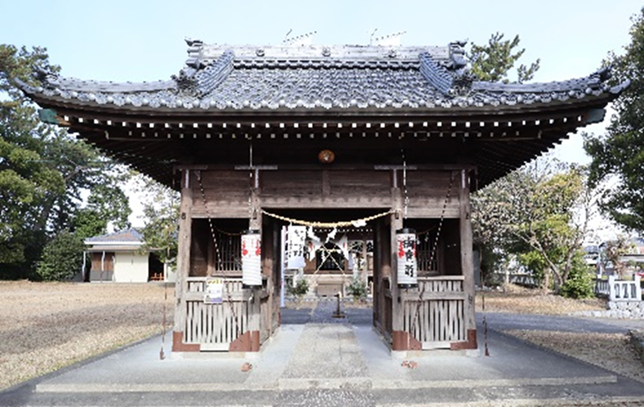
[20,42,626,114]
[17,40,628,189]
[85,229,143,244]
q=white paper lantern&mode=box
[242,230,262,286]
[396,228,417,287]
[286,225,307,269]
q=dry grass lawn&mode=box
[476,284,607,315]
[479,285,644,390]
[0,281,173,391]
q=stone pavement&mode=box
[2,302,644,406]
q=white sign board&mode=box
[204,278,224,304]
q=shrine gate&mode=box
[19,40,625,353]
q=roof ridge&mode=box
[85,228,142,242]
[174,50,235,97]
[189,41,452,64]
[472,67,618,96]
[418,52,454,96]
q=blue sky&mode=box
[0,0,639,165]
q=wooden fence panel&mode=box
[183,278,249,350]
[402,276,466,349]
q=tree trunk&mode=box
[543,271,550,293]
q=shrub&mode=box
[346,276,367,300]
[560,254,594,299]
[35,231,85,281]
[287,277,309,298]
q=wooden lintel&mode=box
[234,165,279,170]
[375,165,418,171]
[174,164,476,172]
[174,164,209,171]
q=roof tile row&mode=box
[20,43,627,113]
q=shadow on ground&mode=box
[281,301,373,326]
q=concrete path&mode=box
[2,303,644,406]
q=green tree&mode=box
[471,184,509,286]
[472,159,594,293]
[73,182,132,239]
[469,32,542,284]
[585,10,644,232]
[469,32,540,83]
[135,175,179,270]
[35,230,85,281]
[0,44,131,279]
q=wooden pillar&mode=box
[372,217,382,330]
[261,213,274,340]
[229,181,263,352]
[390,191,403,333]
[455,168,478,350]
[390,178,418,350]
[173,169,198,352]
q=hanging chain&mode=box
[402,149,409,219]
[248,142,254,220]
[197,170,224,272]
[409,171,456,341]
[196,170,243,339]
[428,172,454,269]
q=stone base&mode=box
[172,331,200,352]
[392,331,421,351]
[172,330,260,352]
[599,300,644,319]
[391,329,478,351]
[229,330,260,352]
[451,329,478,350]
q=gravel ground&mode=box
[0,281,173,391]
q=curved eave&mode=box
[22,88,621,119]
[17,70,628,117]
[16,72,629,191]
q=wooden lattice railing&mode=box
[183,277,249,350]
[401,276,467,349]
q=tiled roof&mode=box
[85,229,143,244]
[19,42,628,113]
[16,40,629,190]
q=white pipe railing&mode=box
[609,275,642,302]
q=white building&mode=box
[84,229,176,283]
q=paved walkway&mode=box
[2,303,644,406]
